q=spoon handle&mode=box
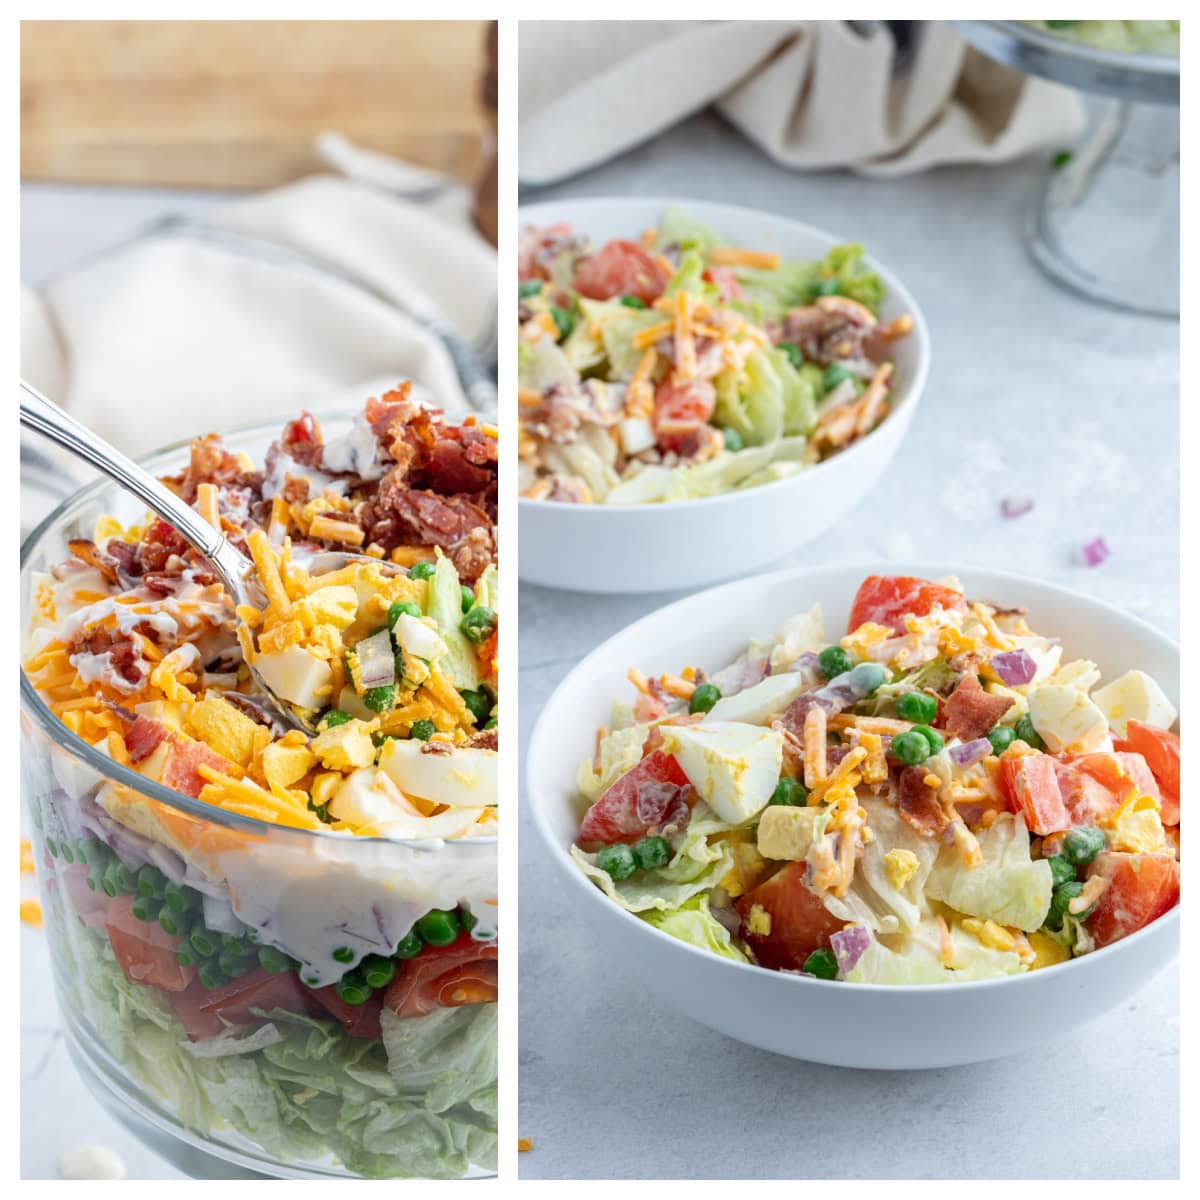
[19,380,247,586]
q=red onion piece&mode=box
[949,737,991,768]
[830,924,871,976]
[1001,496,1034,519]
[356,629,396,689]
[990,648,1037,686]
[1081,536,1110,567]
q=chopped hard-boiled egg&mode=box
[1027,684,1109,755]
[1091,669,1178,737]
[329,768,486,838]
[253,646,333,712]
[756,804,824,861]
[391,613,448,663]
[185,696,261,768]
[378,737,497,808]
[294,585,359,631]
[706,672,808,725]
[618,416,657,456]
[883,848,920,891]
[660,721,783,824]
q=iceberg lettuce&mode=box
[640,894,748,962]
[658,207,719,256]
[571,842,733,913]
[925,813,1053,932]
[575,724,650,803]
[427,551,481,691]
[845,914,1027,984]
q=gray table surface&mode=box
[516,111,1179,1180]
[22,182,231,1181]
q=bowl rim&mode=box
[527,559,1180,994]
[21,409,495,851]
[516,195,931,513]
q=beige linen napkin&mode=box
[519,20,1085,184]
[21,137,496,532]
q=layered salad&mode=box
[21,387,499,1178]
[518,207,912,504]
[572,574,1180,983]
[1027,20,1180,56]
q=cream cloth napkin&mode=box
[21,136,496,533]
[519,20,1085,184]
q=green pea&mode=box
[85,877,98,892]
[518,279,543,299]
[461,584,476,613]
[461,606,498,645]
[987,725,1016,755]
[1047,855,1077,889]
[163,882,196,914]
[416,908,461,947]
[176,945,197,968]
[595,843,637,881]
[810,277,840,299]
[802,948,839,980]
[217,949,243,975]
[1053,149,1073,169]
[550,306,575,340]
[817,645,854,679]
[114,862,138,895]
[158,906,185,937]
[461,909,478,934]
[60,841,75,865]
[101,861,124,898]
[688,683,721,714]
[362,955,397,989]
[823,363,856,391]
[198,962,228,990]
[131,893,158,922]
[258,946,294,975]
[189,929,217,958]
[77,839,106,867]
[363,685,397,713]
[1062,827,1106,867]
[769,777,808,807]
[1014,714,1044,750]
[849,662,888,695]
[460,689,493,725]
[633,836,671,871]
[335,973,372,1006]
[722,427,744,452]
[45,836,58,858]
[395,930,423,959]
[409,719,436,741]
[912,725,944,756]
[332,946,355,964]
[136,866,165,900]
[388,600,422,626]
[896,691,938,724]
[409,561,436,582]
[891,730,932,766]
[778,342,803,370]
[1046,881,1086,931]
[619,294,647,309]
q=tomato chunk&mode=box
[734,862,845,971]
[579,749,690,845]
[998,753,1071,836]
[105,895,194,993]
[703,266,743,302]
[573,241,670,304]
[846,575,967,636]
[653,378,716,453]
[1060,751,1163,825]
[384,932,499,1019]
[1086,851,1179,948]
[1114,722,1180,825]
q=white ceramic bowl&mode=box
[518,198,930,593]
[527,563,1180,1068]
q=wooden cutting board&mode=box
[21,20,490,189]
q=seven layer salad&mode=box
[22,386,499,1178]
[518,208,913,504]
[572,575,1180,983]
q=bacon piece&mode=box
[425,439,494,494]
[895,766,949,837]
[67,538,122,584]
[160,739,233,799]
[125,715,167,764]
[464,727,498,752]
[383,932,498,1019]
[942,673,1014,742]
[579,750,690,844]
[280,412,323,467]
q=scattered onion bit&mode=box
[1000,496,1034,519]
[1080,536,1110,568]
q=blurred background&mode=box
[20,18,496,1181]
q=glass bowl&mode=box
[20,416,498,1179]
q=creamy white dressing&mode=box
[320,414,385,480]
[261,450,347,501]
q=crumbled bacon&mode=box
[894,766,949,837]
[125,715,167,763]
[465,727,498,752]
[942,674,1014,742]
[280,413,323,467]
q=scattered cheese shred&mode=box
[709,246,781,270]
[20,898,43,927]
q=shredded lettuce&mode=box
[571,842,733,913]
[658,207,719,256]
[517,334,578,394]
[845,914,1027,984]
[575,724,650,803]
[640,894,748,962]
[925,813,1053,932]
[60,926,495,1177]
[426,551,481,691]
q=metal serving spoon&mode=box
[20,380,393,736]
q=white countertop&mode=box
[516,111,1179,1180]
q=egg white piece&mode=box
[660,721,783,824]
[706,672,807,726]
[378,738,497,808]
[253,646,333,711]
[1091,669,1177,737]
[1027,684,1109,754]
